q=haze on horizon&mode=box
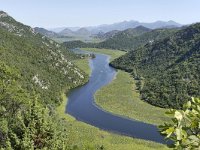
[1,0,200,28]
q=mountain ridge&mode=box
[110,23,200,108]
[50,20,182,34]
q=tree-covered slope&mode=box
[0,11,87,149]
[94,30,120,40]
[110,23,200,109]
[0,11,87,105]
[97,27,178,51]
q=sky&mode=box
[0,0,200,28]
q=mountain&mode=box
[97,27,178,51]
[62,26,151,49]
[140,20,182,29]
[75,27,91,36]
[0,11,87,149]
[0,11,87,103]
[49,20,182,36]
[46,20,182,43]
[48,27,66,32]
[62,26,178,50]
[110,23,200,109]
[94,30,119,40]
[49,27,80,32]
[59,27,91,37]
[34,27,59,37]
[58,28,75,36]
[96,25,150,40]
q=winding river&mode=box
[66,50,168,144]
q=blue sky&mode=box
[1,0,200,28]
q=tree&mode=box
[159,97,200,149]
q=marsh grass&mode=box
[95,70,170,125]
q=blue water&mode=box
[66,51,169,144]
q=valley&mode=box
[57,48,170,150]
[1,1,200,148]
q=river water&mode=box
[66,50,168,144]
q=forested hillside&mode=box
[97,27,178,51]
[110,23,200,109]
[94,30,120,40]
[0,11,88,149]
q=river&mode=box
[66,50,169,144]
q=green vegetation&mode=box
[73,58,91,75]
[159,98,200,149]
[95,70,169,125]
[0,11,87,149]
[110,23,200,109]
[0,14,88,106]
[0,62,69,149]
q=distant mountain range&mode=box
[63,26,179,50]
[49,20,182,35]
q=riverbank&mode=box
[81,48,169,125]
[57,93,169,150]
[95,70,170,125]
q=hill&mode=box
[0,11,87,149]
[97,27,178,51]
[94,30,120,40]
[110,23,200,109]
[62,40,95,49]
[76,27,91,36]
[59,27,91,37]
[58,28,75,36]
[34,27,59,37]
[50,20,182,34]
